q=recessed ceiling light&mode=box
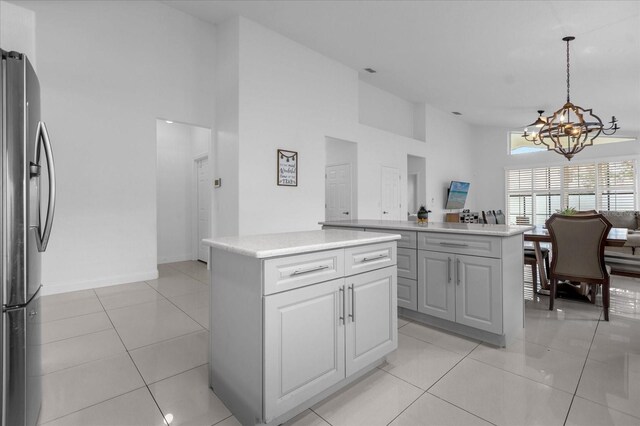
[165,120,174,124]
[452,112,462,116]
[364,68,377,74]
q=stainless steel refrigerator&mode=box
[1,49,56,426]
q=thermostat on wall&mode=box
[214,178,222,188]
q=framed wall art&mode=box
[277,149,298,186]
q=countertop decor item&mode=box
[522,36,619,161]
[277,149,298,186]
[417,206,431,224]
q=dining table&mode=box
[523,226,628,292]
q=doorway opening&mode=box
[156,119,212,265]
[407,155,426,218]
[325,137,358,221]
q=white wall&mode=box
[424,103,474,219]
[214,17,475,236]
[326,137,358,219]
[234,17,360,235]
[359,80,418,140]
[214,17,240,238]
[19,1,216,294]
[471,125,640,213]
[0,1,36,68]
[157,121,194,263]
[408,154,427,214]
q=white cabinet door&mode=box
[345,267,397,376]
[264,279,345,420]
[455,255,503,334]
[417,250,455,321]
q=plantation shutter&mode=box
[563,163,597,211]
[598,160,636,211]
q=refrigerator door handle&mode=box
[35,121,56,252]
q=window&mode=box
[509,132,637,155]
[506,160,637,225]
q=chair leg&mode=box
[590,284,597,304]
[531,263,537,295]
[544,255,550,279]
[603,280,610,321]
[549,278,556,311]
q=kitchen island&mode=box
[203,229,400,426]
[321,220,533,347]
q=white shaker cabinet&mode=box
[205,231,400,426]
[417,250,455,321]
[345,267,397,376]
[264,278,345,419]
[417,251,502,334]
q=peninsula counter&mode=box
[204,229,401,425]
[320,220,534,347]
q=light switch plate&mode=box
[214,178,222,188]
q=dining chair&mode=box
[545,213,612,320]
[524,246,550,294]
[494,210,506,224]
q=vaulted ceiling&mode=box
[164,1,640,134]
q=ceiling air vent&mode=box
[364,68,377,74]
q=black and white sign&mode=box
[277,149,298,186]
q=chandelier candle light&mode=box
[522,36,619,160]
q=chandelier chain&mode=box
[566,38,570,102]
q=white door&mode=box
[455,254,502,334]
[325,164,352,221]
[417,250,455,321]
[263,279,345,421]
[345,267,397,376]
[196,157,210,262]
[381,166,401,220]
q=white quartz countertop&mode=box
[320,219,534,237]
[203,229,401,258]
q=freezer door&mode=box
[2,288,41,426]
[1,51,42,307]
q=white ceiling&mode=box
[163,0,640,134]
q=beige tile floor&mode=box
[38,261,640,426]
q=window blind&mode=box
[506,160,637,224]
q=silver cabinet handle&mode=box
[35,121,56,252]
[457,259,461,285]
[339,286,345,325]
[439,242,469,248]
[361,254,387,263]
[448,257,452,283]
[342,211,350,215]
[291,265,329,276]
[349,284,355,321]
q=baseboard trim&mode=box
[158,254,195,264]
[41,270,159,296]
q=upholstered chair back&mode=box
[546,213,611,282]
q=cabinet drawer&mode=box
[344,242,396,276]
[397,277,417,311]
[365,228,416,249]
[418,232,501,258]
[397,248,417,279]
[263,249,344,295]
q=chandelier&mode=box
[522,36,619,160]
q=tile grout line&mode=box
[93,288,171,424]
[562,309,602,426]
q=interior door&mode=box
[381,166,401,220]
[196,157,210,262]
[325,164,351,221]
